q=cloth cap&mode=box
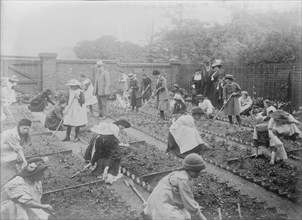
[19,162,48,177]
[43,89,53,95]
[192,107,204,115]
[212,59,222,68]
[152,70,160,76]
[95,60,103,66]
[66,79,82,86]
[9,75,19,82]
[263,99,272,106]
[255,123,268,132]
[90,122,120,137]
[18,119,32,127]
[173,94,182,101]
[114,118,131,128]
[182,153,206,171]
[173,84,180,89]
[225,74,234,80]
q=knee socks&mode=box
[228,116,233,125]
[236,115,241,126]
[75,126,80,138]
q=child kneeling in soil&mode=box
[143,153,207,220]
[253,123,288,165]
[83,118,131,184]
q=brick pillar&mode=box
[39,53,57,91]
[169,58,181,89]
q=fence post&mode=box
[39,53,57,92]
[169,58,181,89]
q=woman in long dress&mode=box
[223,74,242,127]
[44,99,67,131]
[62,79,87,142]
[80,74,98,114]
[1,157,55,220]
[127,73,142,111]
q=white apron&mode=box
[170,115,204,154]
[63,89,88,126]
[84,82,97,106]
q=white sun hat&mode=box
[66,79,82,86]
[90,122,119,137]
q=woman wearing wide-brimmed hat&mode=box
[28,89,55,112]
[222,74,242,127]
[238,91,253,116]
[83,118,131,184]
[127,73,142,111]
[80,74,98,114]
[144,153,207,220]
[167,107,209,158]
[268,110,302,142]
[62,79,87,142]
[152,70,170,120]
[1,157,55,219]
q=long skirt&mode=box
[166,132,204,158]
[130,93,142,108]
[224,96,240,115]
[44,116,64,131]
[156,99,169,111]
[91,158,120,176]
[29,100,46,112]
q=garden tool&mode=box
[124,179,146,203]
[48,97,75,143]
[137,121,169,126]
[227,153,263,164]
[70,167,89,179]
[140,167,182,181]
[141,84,150,97]
[3,104,16,124]
[212,94,233,121]
[138,92,156,114]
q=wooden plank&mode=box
[26,149,72,160]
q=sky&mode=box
[1,0,300,58]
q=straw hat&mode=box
[9,75,19,82]
[225,74,234,80]
[241,91,248,96]
[212,59,222,68]
[82,78,91,84]
[173,93,182,101]
[128,73,136,79]
[95,60,103,67]
[114,118,131,128]
[90,122,119,137]
[196,94,205,100]
[66,79,82,86]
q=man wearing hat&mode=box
[1,157,55,219]
[127,73,142,111]
[83,118,131,184]
[93,60,110,119]
[238,91,253,116]
[208,59,225,109]
[152,70,170,120]
[167,107,209,158]
[196,94,214,118]
[80,74,97,114]
[62,79,87,142]
[223,74,242,127]
[28,89,55,112]
[144,153,207,220]
[1,119,32,186]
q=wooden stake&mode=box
[237,203,242,219]
[218,207,222,220]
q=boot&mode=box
[62,126,71,141]
[160,111,165,120]
[74,126,80,142]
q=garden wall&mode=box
[1,53,301,109]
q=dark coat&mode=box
[173,101,187,115]
[223,82,241,115]
[128,78,142,107]
[29,92,54,112]
[141,77,152,100]
[44,105,64,130]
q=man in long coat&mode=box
[93,60,110,119]
[152,70,169,120]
